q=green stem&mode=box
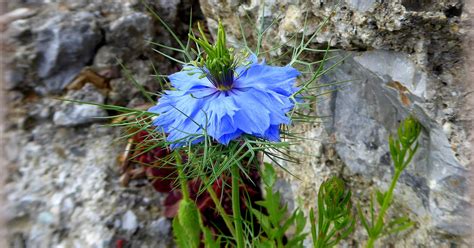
[174,151,189,200]
[203,177,236,237]
[231,163,245,248]
[277,236,284,248]
[365,170,402,248]
[316,219,330,248]
[366,237,375,248]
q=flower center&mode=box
[208,69,234,91]
[190,21,237,91]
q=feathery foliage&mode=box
[310,177,355,248]
[359,116,422,248]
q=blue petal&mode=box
[204,93,240,140]
[150,93,208,146]
[264,125,281,142]
[168,66,215,92]
[243,89,292,125]
[234,63,300,96]
[217,129,243,145]
[230,89,270,135]
[234,54,260,75]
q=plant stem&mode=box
[174,151,189,200]
[231,163,245,248]
[316,218,330,248]
[203,177,236,237]
[365,170,402,248]
[366,237,375,248]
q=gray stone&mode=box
[319,52,470,236]
[4,122,168,247]
[108,78,139,106]
[5,18,32,42]
[7,90,24,104]
[106,12,152,55]
[3,0,470,247]
[352,50,428,98]
[3,2,180,247]
[149,217,171,237]
[121,210,138,232]
[346,0,377,12]
[107,59,159,106]
[93,45,125,69]
[37,211,55,225]
[53,83,108,126]
[143,0,181,22]
[3,69,25,90]
[35,11,102,94]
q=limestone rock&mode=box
[106,12,152,58]
[121,210,138,233]
[53,83,108,126]
[35,11,103,94]
[319,52,470,237]
[3,1,183,247]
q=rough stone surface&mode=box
[107,59,163,107]
[149,217,172,238]
[35,11,103,94]
[53,83,108,126]
[4,124,173,248]
[106,12,152,58]
[2,0,185,247]
[320,53,470,237]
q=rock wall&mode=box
[1,0,198,247]
[200,0,471,246]
[1,0,472,247]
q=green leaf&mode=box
[357,203,372,236]
[254,239,276,248]
[262,162,276,187]
[313,177,355,248]
[274,212,296,238]
[295,210,307,234]
[203,226,221,248]
[376,190,385,207]
[251,208,273,236]
[286,234,307,248]
[310,208,317,247]
[384,216,415,236]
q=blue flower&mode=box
[149,56,300,149]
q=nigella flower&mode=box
[148,23,300,149]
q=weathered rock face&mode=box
[35,11,103,94]
[2,0,190,246]
[200,0,471,246]
[320,53,470,239]
[4,124,173,248]
[53,83,108,126]
[105,12,152,59]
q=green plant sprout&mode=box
[249,165,354,248]
[310,177,355,248]
[358,116,422,248]
[251,163,308,248]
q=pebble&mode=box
[149,217,171,237]
[121,210,138,232]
